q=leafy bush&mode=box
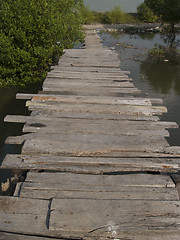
[137,3,158,23]
[81,7,135,25]
[0,0,85,88]
[106,7,135,24]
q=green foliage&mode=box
[145,0,180,32]
[81,6,135,25]
[80,5,95,24]
[137,2,158,23]
[106,7,135,24]
[0,0,85,88]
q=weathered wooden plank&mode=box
[2,154,180,173]
[51,65,124,73]
[40,90,147,98]
[49,198,180,236]
[24,172,175,188]
[46,76,129,81]
[42,86,141,95]
[0,197,49,236]
[19,186,179,201]
[31,95,153,106]
[26,101,167,116]
[17,172,177,200]
[22,125,170,137]
[47,71,130,77]
[16,93,163,105]
[5,112,165,124]
[43,81,135,88]
[8,132,169,155]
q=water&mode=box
[84,0,144,12]
[99,30,180,146]
[0,85,42,195]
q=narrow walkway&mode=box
[1,26,180,239]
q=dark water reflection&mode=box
[0,87,38,195]
[100,31,180,146]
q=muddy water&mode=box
[99,31,180,146]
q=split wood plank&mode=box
[2,154,180,173]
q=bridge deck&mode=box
[1,26,180,239]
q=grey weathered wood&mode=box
[24,172,175,188]
[0,197,49,236]
[11,133,169,155]
[17,172,178,200]
[19,186,179,201]
[2,154,180,173]
[31,95,153,106]
[15,93,163,105]
[43,81,135,88]
[49,198,180,237]
[42,86,141,95]
[26,101,167,116]
[4,113,163,123]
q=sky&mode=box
[83,0,144,13]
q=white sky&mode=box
[83,0,144,13]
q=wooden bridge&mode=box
[1,26,180,239]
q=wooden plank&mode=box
[42,86,141,95]
[47,71,130,77]
[16,93,163,105]
[19,186,179,201]
[43,81,135,88]
[26,101,167,116]
[0,197,49,236]
[49,198,180,236]
[22,125,170,137]
[17,172,178,200]
[24,172,175,188]
[2,154,180,173]
[11,133,169,155]
[50,66,125,73]
[40,90,147,98]
[5,112,165,123]
[31,95,153,106]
